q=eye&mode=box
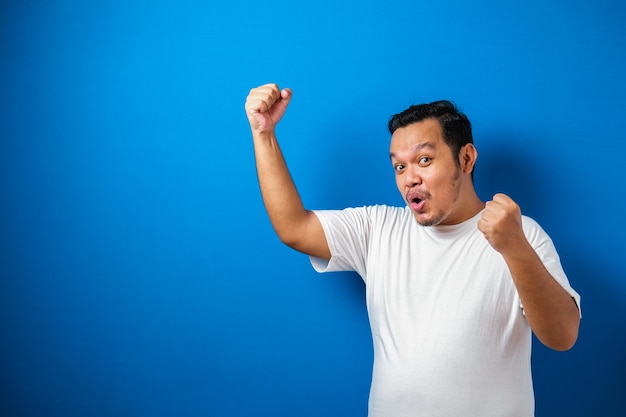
[393,163,405,173]
[418,157,432,166]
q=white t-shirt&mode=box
[310,205,580,417]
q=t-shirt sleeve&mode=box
[309,207,371,280]
[523,216,582,317]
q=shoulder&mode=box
[521,215,545,233]
[315,204,407,218]
[521,215,555,247]
[365,204,409,217]
[313,204,410,230]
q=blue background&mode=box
[1,0,625,416]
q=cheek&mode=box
[428,172,458,198]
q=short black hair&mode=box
[388,100,474,170]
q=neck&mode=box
[452,182,485,224]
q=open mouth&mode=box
[406,191,428,211]
[410,198,425,211]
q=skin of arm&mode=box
[478,193,580,351]
[245,84,331,260]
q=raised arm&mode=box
[245,84,331,260]
[478,193,580,351]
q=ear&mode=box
[459,143,478,174]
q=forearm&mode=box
[253,132,310,246]
[502,242,580,351]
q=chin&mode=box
[412,211,447,227]
[413,214,440,227]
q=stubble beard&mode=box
[413,167,463,227]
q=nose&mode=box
[404,165,422,188]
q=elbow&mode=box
[276,227,308,253]
[272,211,320,254]
[277,232,299,250]
[548,334,578,352]
[538,297,581,351]
[278,233,314,257]
[271,219,302,249]
[542,318,580,352]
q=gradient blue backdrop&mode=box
[1,1,625,416]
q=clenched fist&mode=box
[478,193,528,255]
[245,83,292,135]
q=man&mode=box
[244,83,580,417]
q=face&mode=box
[389,118,474,226]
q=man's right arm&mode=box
[245,84,331,260]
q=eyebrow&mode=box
[389,142,437,159]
